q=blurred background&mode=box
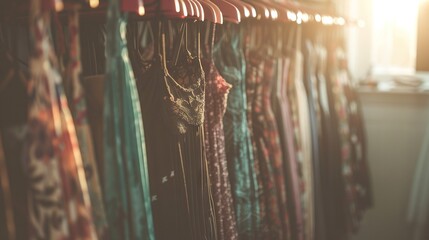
[339,0,429,239]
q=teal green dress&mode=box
[213,23,261,239]
[103,1,155,239]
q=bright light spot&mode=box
[287,11,297,22]
[315,14,322,22]
[89,0,99,8]
[55,0,64,12]
[251,7,256,17]
[194,2,199,17]
[264,8,270,18]
[244,8,250,18]
[302,13,309,22]
[322,16,334,25]
[181,0,188,16]
[334,17,345,25]
[373,0,419,30]
[200,7,204,20]
[175,0,180,13]
[270,9,278,19]
[138,5,145,16]
[296,11,303,24]
[370,0,420,74]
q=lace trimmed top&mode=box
[134,24,216,240]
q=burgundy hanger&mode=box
[195,0,223,23]
[210,0,241,23]
[241,0,270,20]
[227,0,251,19]
[159,0,190,18]
[190,0,203,20]
[141,0,187,18]
[183,0,195,17]
[122,0,146,16]
[187,0,207,21]
[202,0,223,23]
[237,0,257,18]
[254,0,291,21]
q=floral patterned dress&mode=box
[25,0,97,239]
[213,24,261,240]
[202,26,238,239]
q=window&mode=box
[371,0,420,75]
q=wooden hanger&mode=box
[227,0,252,19]
[190,0,203,20]
[197,0,223,23]
[237,0,257,18]
[241,0,271,20]
[141,0,188,19]
[261,0,296,22]
[183,0,195,17]
[210,0,241,23]
[204,0,224,23]
[186,0,207,21]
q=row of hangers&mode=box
[35,0,358,27]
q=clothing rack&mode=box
[0,0,362,27]
[0,1,372,240]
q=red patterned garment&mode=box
[258,57,291,240]
[203,55,238,240]
[248,53,286,240]
[24,0,97,239]
[266,58,292,240]
[329,47,361,232]
[244,50,267,239]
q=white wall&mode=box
[351,91,429,240]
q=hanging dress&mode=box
[213,23,261,240]
[271,53,304,240]
[329,46,369,233]
[202,24,238,240]
[67,7,108,238]
[25,0,97,238]
[80,20,107,181]
[0,30,29,240]
[0,126,28,240]
[287,47,315,240]
[0,133,15,240]
[313,42,346,240]
[263,55,292,240]
[303,39,326,240]
[242,31,266,240]
[103,0,155,239]
[135,22,216,240]
[244,48,282,240]
[319,41,349,240]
